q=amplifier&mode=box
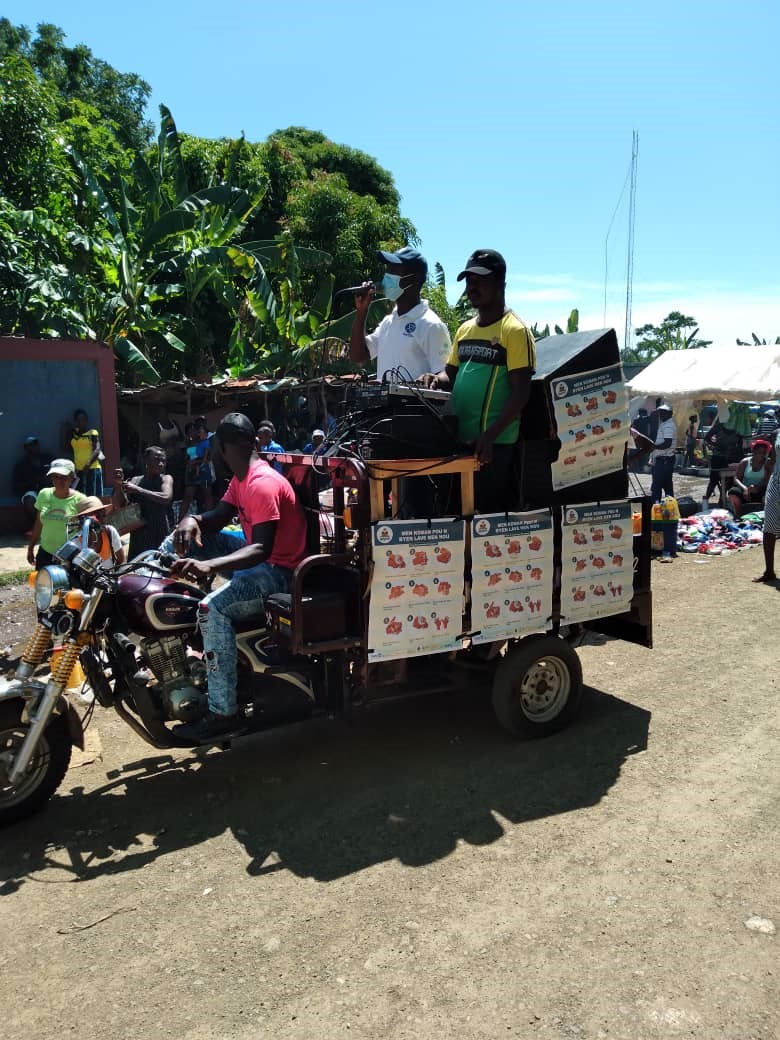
[356,412,459,459]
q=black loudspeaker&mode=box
[518,329,629,508]
[357,411,459,460]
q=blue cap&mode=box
[378,247,428,278]
[24,435,38,445]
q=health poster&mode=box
[560,500,634,623]
[470,511,554,643]
[368,518,465,661]
[550,364,630,490]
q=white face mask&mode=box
[381,273,405,301]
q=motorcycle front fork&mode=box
[14,623,53,680]
[7,641,82,784]
[8,587,105,785]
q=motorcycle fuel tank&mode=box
[117,574,204,633]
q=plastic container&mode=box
[651,496,681,522]
[632,511,642,534]
[651,520,678,555]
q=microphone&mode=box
[334,280,375,296]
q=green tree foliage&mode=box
[285,170,416,295]
[0,53,62,207]
[177,126,416,293]
[0,19,152,149]
[0,20,420,385]
[736,332,780,345]
[270,127,400,207]
[623,311,711,363]
[421,262,473,339]
[530,309,580,341]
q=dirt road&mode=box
[1,545,777,1040]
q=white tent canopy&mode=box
[625,344,780,404]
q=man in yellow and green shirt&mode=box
[429,249,535,512]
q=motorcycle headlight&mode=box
[34,566,70,612]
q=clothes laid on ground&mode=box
[676,509,765,554]
[448,310,536,446]
[366,299,451,381]
[34,487,87,554]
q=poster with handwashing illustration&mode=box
[550,364,629,490]
[368,518,465,661]
[560,500,634,623]
[470,510,554,644]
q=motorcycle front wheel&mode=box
[0,702,72,826]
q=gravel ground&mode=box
[0,523,777,1040]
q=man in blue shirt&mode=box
[303,429,325,455]
[257,421,284,472]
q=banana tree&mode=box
[530,308,580,341]
[70,106,266,383]
[224,229,393,380]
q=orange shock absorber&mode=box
[51,641,82,686]
[15,624,53,679]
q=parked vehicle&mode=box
[0,449,653,827]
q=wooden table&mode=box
[365,456,481,522]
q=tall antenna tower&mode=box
[623,130,639,353]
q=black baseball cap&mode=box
[378,247,428,279]
[457,249,507,281]
[215,412,256,443]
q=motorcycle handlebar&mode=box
[114,552,175,578]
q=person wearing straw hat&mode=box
[71,496,126,570]
[27,460,86,569]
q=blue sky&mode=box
[6,0,778,347]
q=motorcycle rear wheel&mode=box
[0,702,72,826]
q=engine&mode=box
[138,634,208,722]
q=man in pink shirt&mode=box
[167,413,307,741]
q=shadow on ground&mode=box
[1,685,650,889]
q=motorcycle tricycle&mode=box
[0,450,652,826]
